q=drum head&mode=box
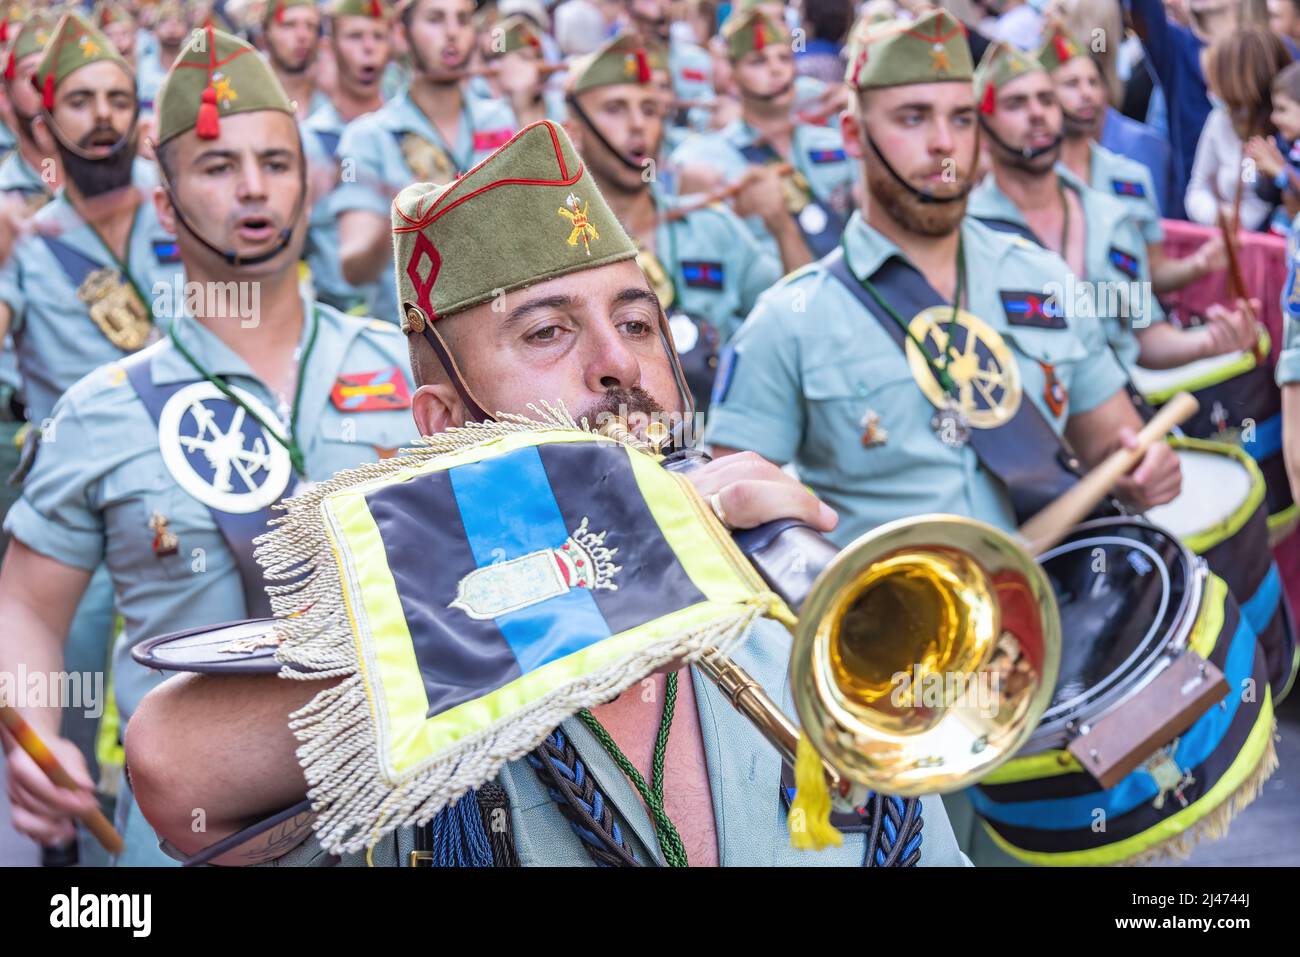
[132,618,301,675]
[1144,446,1255,538]
[1031,518,1199,744]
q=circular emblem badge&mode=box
[669,312,701,354]
[158,382,293,514]
[904,306,1022,428]
[798,203,829,236]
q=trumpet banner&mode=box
[255,408,786,855]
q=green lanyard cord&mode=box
[577,670,689,867]
[1058,178,1071,258]
[839,232,966,396]
[167,307,321,477]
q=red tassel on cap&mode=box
[274,1,286,24]
[196,86,220,138]
[635,47,650,83]
[0,21,8,44]
[1054,35,1071,62]
[754,21,766,51]
[980,82,996,115]
[4,52,14,83]
[369,0,381,16]
[40,71,54,110]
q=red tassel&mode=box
[4,53,14,83]
[369,0,381,16]
[754,21,766,51]
[195,86,220,139]
[0,21,8,43]
[274,2,286,24]
[635,47,650,83]
[980,82,996,115]
[40,71,54,110]
[1054,35,1071,62]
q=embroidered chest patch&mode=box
[330,367,412,412]
[999,290,1066,329]
[681,260,725,290]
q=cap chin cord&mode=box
[863,129,974,205]
[565,95,647,173]
[39,100,140,163]
[978,117,1064,164]
[148,126,309,268]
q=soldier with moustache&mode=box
[0,26,418,867]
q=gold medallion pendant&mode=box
[635,246,675,311]
[77,267,153,352]
[904,305,1022,430]
[400,132,456,184]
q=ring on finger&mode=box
[707,491,733,530]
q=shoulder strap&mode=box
[39,233,108,287]
[120,350,286,617]
[737,141,845,258]
[971,215,1043,246]
[823,247,1098,524]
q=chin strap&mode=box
[565,95,645,172]
[863,128,975,205]
[977,117,1064,164]
[149,126,309,268]
[39,101,140,163]
[417,318,495,423]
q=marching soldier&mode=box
[332,0,515,324]
[0,26,418,865]
[701,10,1183,863]
[563,32,787,413]
[480,14,567,128]
[670,9,856,262]
[136,0,191,116]
[125,118,970,868]
[262,0,331,120]
[626,0,715,137]
[302,0,393,313]
[1043,24,1225,296]
[967,41,1257,373]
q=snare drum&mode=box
[1128,329,1297,543]
[1145,437,1297,698]
[970,518,1275,865]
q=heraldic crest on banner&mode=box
[252,403,789,855]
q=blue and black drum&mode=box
[970,518,1275,865]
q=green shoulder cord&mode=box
[1058,178,1071,259]
[577,671,690,867]
[167,306,321,477]
[839,232,967,396]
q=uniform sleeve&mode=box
[1065,309,1131,414]
[720,208,783,315]
[332,118,394,218]
[704,287,806,463]
[3,397,106,570]
[1277,227,1300,386]
[0,248,26,332]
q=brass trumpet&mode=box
[643,391,1199,803]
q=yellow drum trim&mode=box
[980,690,1274,866]
[1137,328,1270,405]
[1267,504,1299,544]
[983,574,1229,787]
[1166,437,1266,554]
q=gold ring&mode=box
[707,491,732,530]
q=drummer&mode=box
[966,41,1260,374]
[123,118,972,868]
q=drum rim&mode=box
[1023,516,1204,752]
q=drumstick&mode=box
[1017,391,1199,556]
[1215,207,1263,364]
[661,162,794,222]
[0,705,124,856]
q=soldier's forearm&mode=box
[125,671,338,859]
[338,211,391,287]
[768,213,813,274]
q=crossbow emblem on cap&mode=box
[558,192,599,255]
[157,382,293,514]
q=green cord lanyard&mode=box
[1058,178,1071,259]
[577,670,689,867]
[88,200,152,317]
[167,306,321,477]
[840,233,967,397]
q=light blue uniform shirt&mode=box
[333,86,517,323]
[0,167,181,423]
[3,297,419,723]
[0,149,52,395]
[301,100,385,314]
[706,212,1130,546]
[1277,210,1300,386]
[1086,141,1164,244]
[652,189,783,343]
[261,617,969,867]
[669,118,857,261]
[968,167,1163,371]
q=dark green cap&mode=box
[845,9,972,91]
[393,120,638,329]
[1037,23,1086,75]
[722,8,789,61]
[33,12,131,111]
[4,10,55,81]
[974,40,1044,114]
[570,31,666,94]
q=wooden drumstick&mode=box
[1215,207,1263,364]
[1017,391,1199,556]
[0,704,125,856]
[661,162,794,222]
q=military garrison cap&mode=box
[974,40,1044,114]
[722,8,789,61]
[393,120,638,330]
[488,13,545,56]
[845,8,972,91]
[570,31,666,93]
[156,25,294,143]
[92,1,134,31]
[32,12,131,111]
[329,0,390,18]
[3,9,55,82]
[1037,23,1086,74]
[264,0,318,26]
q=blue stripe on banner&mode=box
[1244,413,1282,461]
[1242,563,1282,635]
[448,446,613,674]
[968,613,1258,829]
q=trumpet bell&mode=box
[790,516,1061,797]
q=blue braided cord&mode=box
[429,792,494,867]
[526,729,634,862]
